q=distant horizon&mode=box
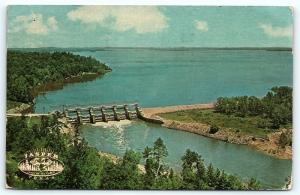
[8,46,293,50]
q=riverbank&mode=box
[142,103,292,160]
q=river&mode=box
[34,48,292,189]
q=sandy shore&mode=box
[143,103,215,117]
[142,103,292,160]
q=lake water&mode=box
[34,48,293,189]
[35,48,292,111]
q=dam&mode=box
[63,103,143,124]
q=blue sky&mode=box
[7,6,293,48]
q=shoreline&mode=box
[142,103,292,160]
[7,70,111,114]
[31,71,111,98]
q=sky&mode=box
[7,5,293,48]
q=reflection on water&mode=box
[90,120,132,129]
[85,120,132,152]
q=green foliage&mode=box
[161,87,292,138]
[142,137,170,189]
[246,178,261,190]
[7,51,110,103]
[62,140,104,189]
[279,130,292,148]
[181,149,207,189]
[101,150,143,189]
[6,116,103,189]
[215,86,292,129]
[6,118,260,190]
[180,149,257,190]
[161,109,270,138]
[7,100,23,110]
[209,125,220,134]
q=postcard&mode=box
[6,5,293,190]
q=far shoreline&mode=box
[32,70,111,97]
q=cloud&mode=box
[67,6,168,34]
[47,17,58,31]
[258,23,292,38]
[195,20,208,32]
[9,13,58,35]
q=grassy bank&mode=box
[160,109,291,138]
[158,108,292,159]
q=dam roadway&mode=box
[6,103,214,119]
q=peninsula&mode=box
[7,50,111,113]
[143,87,292,160]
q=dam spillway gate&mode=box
[63,103,143,124]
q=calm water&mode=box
[80,121,292,189]
[34,48,293,189]
[35,48,292,112]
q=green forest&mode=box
[160,86,292,143]
[6,116,260,190]
[215,86,292,129]
[7,51,110,104]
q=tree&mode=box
[142,138,170,189]
[102,150,143,189]
[209,125,220,134]
[181,149,209,189]
[279,130,292,147]
[215,86,292,129]
[120,150,143,189]
[6,117,27,151]
[247,178,260,190]
[206,163,215,188]
[248,96,263,116]
[60,140,104,189]
[7,51,109,104]
[6,117,260,190]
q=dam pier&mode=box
[63,103,144,124]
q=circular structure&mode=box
[18,148,64,180]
